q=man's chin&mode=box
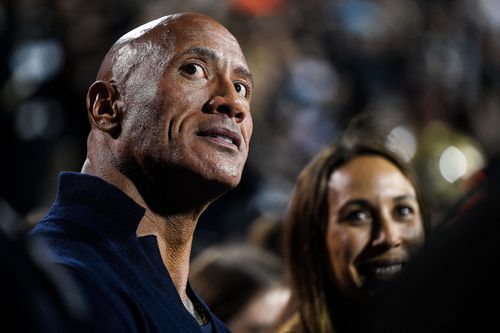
[205,174,241,194]
[203,161,243,189]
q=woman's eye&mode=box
[181,64,205,78]
[344,210,371,225]
[234,82,247,97]
[395,206,414,218]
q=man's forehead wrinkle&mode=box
[187,16,237,42]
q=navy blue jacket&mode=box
[31,172,230,333]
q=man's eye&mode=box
[181,64,205,78]
[234,82,247,97]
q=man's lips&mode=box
[196,127,242,149]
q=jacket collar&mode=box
[52,172,146,243]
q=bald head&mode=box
[85,11,250,132]
[83,11,253,200]
[95,13,241,84]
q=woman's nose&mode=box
[371,216,402,248]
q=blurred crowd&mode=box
[1,0,500,252]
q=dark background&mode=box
[1,0,499,253]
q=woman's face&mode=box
[325,155,425,299]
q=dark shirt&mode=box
[31,172,229,333]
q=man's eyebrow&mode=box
[235,66,254,87]
[179,47,254,87]
[180,47,219,61]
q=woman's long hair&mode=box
[276,139,429,333]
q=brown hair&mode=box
[190,244,284,322]
[276,140,429,333]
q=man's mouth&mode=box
[197,127,242,150]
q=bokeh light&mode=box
[14,98,64,141]
[439,146,467,183]
[385,125,418,163]
[9,39,64,98]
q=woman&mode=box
[273,140,430,333]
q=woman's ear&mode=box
[86,81,121,136]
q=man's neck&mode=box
[82,157,209,300]
[136,210,197,301]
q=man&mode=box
[30,12,253,332]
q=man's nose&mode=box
[204,80,248,123]
[371,215,402,248]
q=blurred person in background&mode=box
[29,12,254,333]
[246,213,285,259]
[190,244,290,333]
[272,137,430,333]
[0,198,88,332]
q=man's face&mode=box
[118,15,253,190]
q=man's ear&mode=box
[86,81,121,135]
